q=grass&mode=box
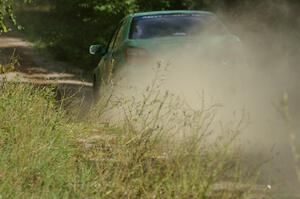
[0,79,270,198]
[0,82,86,198]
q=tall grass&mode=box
[0,82,91,198]
[0,80,269,198]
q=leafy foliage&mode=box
[0,0,33,33]
[0,0,15,32]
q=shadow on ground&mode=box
[0,32,94,118]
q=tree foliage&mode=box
[0,0,33,33]
[0,0,15,32]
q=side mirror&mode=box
[89,44,106,55]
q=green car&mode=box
[90,10,241,99]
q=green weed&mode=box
[0,50,19,74]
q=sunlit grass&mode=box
[0,80,270,198]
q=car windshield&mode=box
[130,13,228,39]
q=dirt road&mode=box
[0,32,93,115]
[0,32,92,85]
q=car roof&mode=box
[131,10,215,17]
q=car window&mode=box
[130,14,228,39]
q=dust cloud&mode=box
[98,2,300,196]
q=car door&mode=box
[104,19,127,82]
[95,18,127,86]
[109,19,128,72]
[95,21,123,85]
[99,25,120,84]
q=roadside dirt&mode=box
[0,31,93,117]
[0,31,92,86]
